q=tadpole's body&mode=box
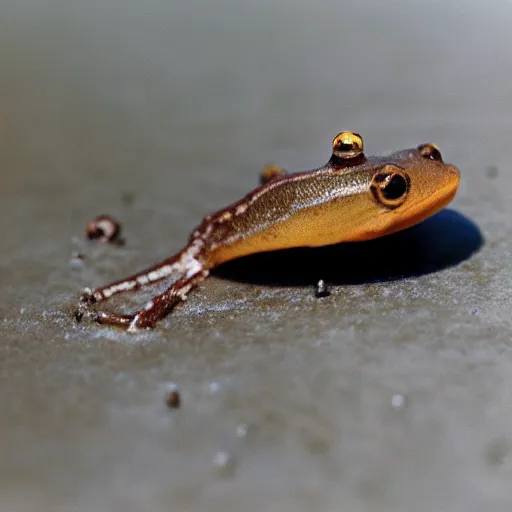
[76,132,460,332]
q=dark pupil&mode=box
[382,174,407,200]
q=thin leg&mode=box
[83,254,183,304]
[79,270,209,332]
[75,238,208,330]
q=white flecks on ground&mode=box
[208,381,221,394]
[162,382,178,393]
[212,451,236,476]
[236,423,249,438]
[391,393,407,410]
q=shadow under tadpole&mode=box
[213,209,483,287]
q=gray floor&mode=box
[1,0,512,510]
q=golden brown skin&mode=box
[76,132,460,331]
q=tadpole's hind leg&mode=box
[81,250,195,304]
[75,238,209,330]
[92,269,209,332]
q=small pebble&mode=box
[165,390,181,409]
[212,451,235,476]
[315,279,330,298]
[163,382,181,409]
[85,214,124,245]
[391,393,406,410]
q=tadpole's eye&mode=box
[418,143,443,162]
[332,132,364,159]
[371,165,410,208]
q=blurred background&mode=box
[1,0,512,511]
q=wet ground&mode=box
[2,0,512,510]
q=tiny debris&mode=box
[165,390,181,409]
[85,214,124,245]
[164,382,181,409]
[471,307,479,315]
[391,393,406,410]
[315,279,330,298]
[212,451,235,476]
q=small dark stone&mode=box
[315,279,330,298]
[165,389,181,409]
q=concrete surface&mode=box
[1,0,512,510]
